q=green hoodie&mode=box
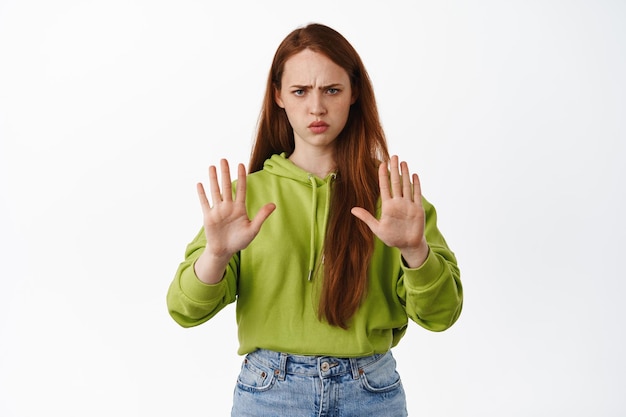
[167,154,462,357]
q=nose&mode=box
[309,92,327,116]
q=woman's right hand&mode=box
[194,159,276,284]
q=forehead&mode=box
[281,49,350,85]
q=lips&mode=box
[308,121,329,134]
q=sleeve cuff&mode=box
[179,261,227,303]
[401,249,445,289]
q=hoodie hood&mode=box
[262,153,330,183]
[263,153,336,280]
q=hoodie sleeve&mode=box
[166,228,239,327]
[396,198,463,331]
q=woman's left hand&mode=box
[351,155,429,268]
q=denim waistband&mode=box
[244,349,390,381]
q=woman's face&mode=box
[275,49,354,154]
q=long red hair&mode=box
[249,23,390,328]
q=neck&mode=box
[288,148,336,179]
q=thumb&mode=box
[351,207,378,231]
[249,203,276,232]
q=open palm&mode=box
[198,159,275,259]
[351,155,428,267]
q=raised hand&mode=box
[194,159,275,283]
[351,155,429,268]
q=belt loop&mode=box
[276,352,288,381]
[349,357,361,380]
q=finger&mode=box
[412,173,423,206]
[208,165,223,205]
[234,163,247,204]
[220,159,233,202]
[389,155,402,198]
[401,161,412,200]
[249,203,276,232]
[378,161,391,201]
[351,207,379,232]
[196,182,211,213]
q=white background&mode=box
[1,1,625,416]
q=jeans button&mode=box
[321,362,330,372]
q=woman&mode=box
[167,23,463,416]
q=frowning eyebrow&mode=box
[288,83,345,90]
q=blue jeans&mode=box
[231,349,408,417]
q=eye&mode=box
[293,89,305,97]
[326,88,340,95]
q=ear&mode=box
[274,87,285,108]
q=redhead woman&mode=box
[167,23,463,416]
